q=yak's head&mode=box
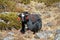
[17,12,29,23]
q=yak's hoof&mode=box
[20,30,25,34]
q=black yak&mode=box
[17,12,42,34]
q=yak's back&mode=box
[29,14,41,22]
[27,14,42,30]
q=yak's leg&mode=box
[20,22,25,34]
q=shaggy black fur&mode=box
[18,12,42,34]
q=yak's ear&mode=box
[17,17,21,21]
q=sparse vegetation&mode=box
[0,0,60,12]
[0,12,22,30]
[0,0,60,40]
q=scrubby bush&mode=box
[0,0,60,12]
[33,0,60,6]
[0,0,16,11]
[0,12,22,30]
[22,0,31,4]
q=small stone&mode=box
[34,31,53,40]
[24,31,34,38]
[8,32,14,36]
[3,32,15,40]
[54,34,60,40]
[3,36,14,40]
[56,29,60,34]
[46,22,53,27]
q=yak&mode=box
[17,12,42,34]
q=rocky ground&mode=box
[0,1,60,40]
[0,28,60,40]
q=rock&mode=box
[8,32,14,36]
[24,30,34,38]
[53,2,60,8]
[43,12,51,19]
[3,32,15,40]
[56,29,60,34]
[54,34,60,40]
[54,29,60,40]
[34,31,53,40]
[46,22,53,27]
[3,36,14,40]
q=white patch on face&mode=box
[21,13,25,17]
